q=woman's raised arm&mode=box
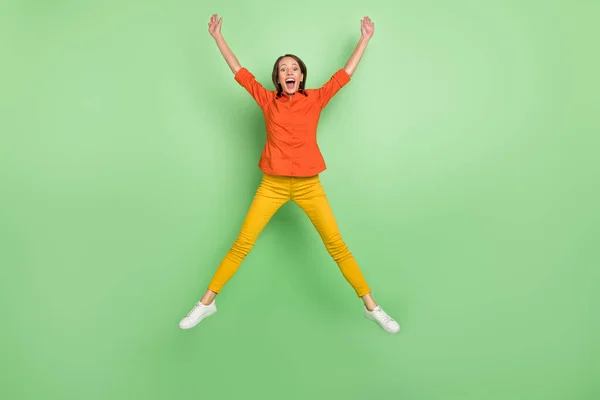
[208,14,242,74]
[343,16,375,77]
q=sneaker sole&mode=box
[364,313,400,334]
[179,308,217,330]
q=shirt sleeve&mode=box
[234,67,271,109]
[318,69,351,108]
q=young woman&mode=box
[179,14,400,333]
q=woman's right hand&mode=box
[208,14,223,38]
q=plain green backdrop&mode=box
[1,0,599,399]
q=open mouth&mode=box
[285,78,295,91]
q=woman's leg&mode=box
[292,177,374,306]
[179,175,290,329]
[205,176,289,299]
[292,177,400,333]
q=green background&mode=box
[1,0,599,398]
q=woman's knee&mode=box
[324,233,352,261]
[229,232,257,258]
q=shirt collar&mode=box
[276,89,308,100]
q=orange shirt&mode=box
[234,67,351,177]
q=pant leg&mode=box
[292,176,371,297]
[207,175,289,293]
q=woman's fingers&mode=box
[208,14,218,27]
[360,16,374,37]
[207,14,222,35]
[208,14,222,28]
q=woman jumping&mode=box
[179,14,400,333]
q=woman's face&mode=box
[277,56,304,95]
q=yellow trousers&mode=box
[207,173,371,297]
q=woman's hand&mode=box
[208,13,223,38]
[361,16,374,40]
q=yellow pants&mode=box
[207,173,371,297]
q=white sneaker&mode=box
[178,301,217,329]
[364,305,400,333]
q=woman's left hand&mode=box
[361,16,374,40]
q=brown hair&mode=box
[271,54,307,97]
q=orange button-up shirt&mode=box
[234,67,351,177]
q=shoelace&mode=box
[186,302,202,318]
[374,309,393,324]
